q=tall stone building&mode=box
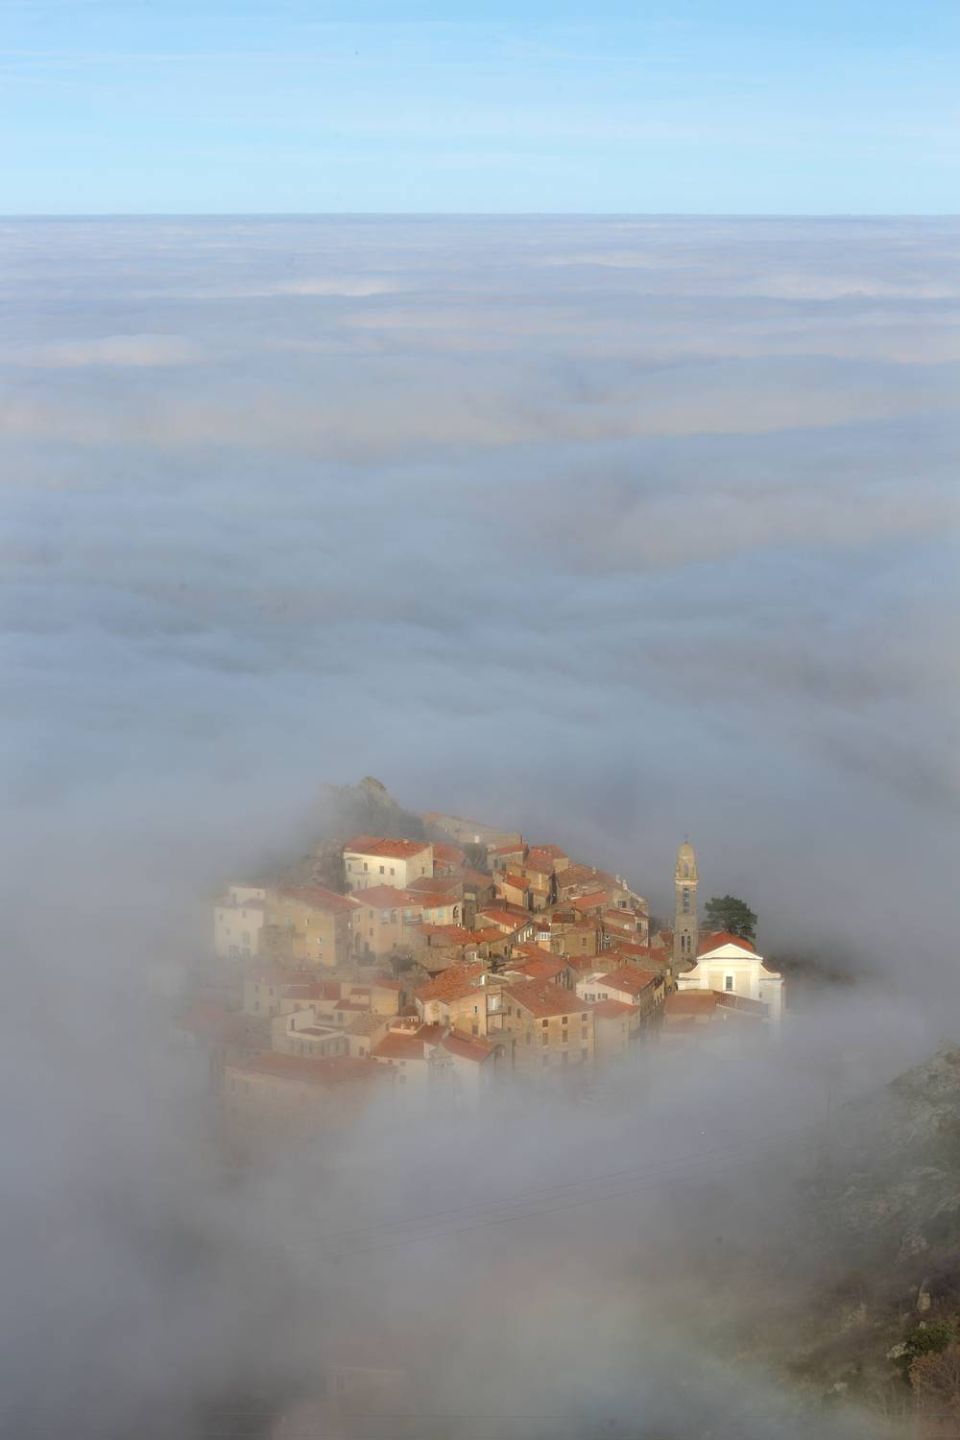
[673,840,699,970]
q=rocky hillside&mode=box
[760,1047,960,1426]
[268,777,427,891]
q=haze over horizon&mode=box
[4,213,958,981]
[3,6,960,1437]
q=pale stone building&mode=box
[350,885,425,961]
[262,885,359,969]
[213,884,266,961]
[427,1030,497,1100]
[576,964,665,1031]
[343,837,433,891]
[495,980,595,1075]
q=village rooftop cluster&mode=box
[186,810,784,1148]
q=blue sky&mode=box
[3,1,959,214]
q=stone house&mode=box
[262,885,359,969]
[343,837,434,891]
[495,980,595,1076]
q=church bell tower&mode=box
[673,840,699,970]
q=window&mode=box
[541,1018,548,1027]
[725,975,735,992]
[379,865,385,874]
[541,1032,548,1046]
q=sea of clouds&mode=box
[0,217,957,1437]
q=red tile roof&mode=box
[503,980,590,1020]
[352,885,423,910]
[558,864,618,891]
[409,874,462,894]
[421,923,476,944]
[439,1031,496,1063]
[665,992,716,1014]
[432,841,466,867]
[371,1031,430,1062]
[476,907,533,933]
[276,885,360,914]
[589,999,636,1019]
[419,892,460,910]
[698,931,756,954]
[594,965,659,997]
[414,963,487,1004]
[572,890,609,912]
[511,941,554,960]
[344,837,431,860]
[512,956,567,983]
[500,873,529,891]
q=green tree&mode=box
[704,894,757,942]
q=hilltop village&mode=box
[184,792,785,1147]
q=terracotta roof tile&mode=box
[276,885,360,914]
[572,890,609,911]
[664,991,719,1015]
[344,837,431,861]
[476,907,534,932]
[698,931,756,954]
[512,956,567,982]
[593,965,659,997]
[371,1031,429,1062]
[438,1030,496,1063]
[503,980,590,1020]
[352,885,423,909]
[589,999,637,1018]
[414,963,487,1004]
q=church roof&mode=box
[698,930,755,955]
[697,939,760,960]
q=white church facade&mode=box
[675,937,784,1026]
[671,841,784,1027]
